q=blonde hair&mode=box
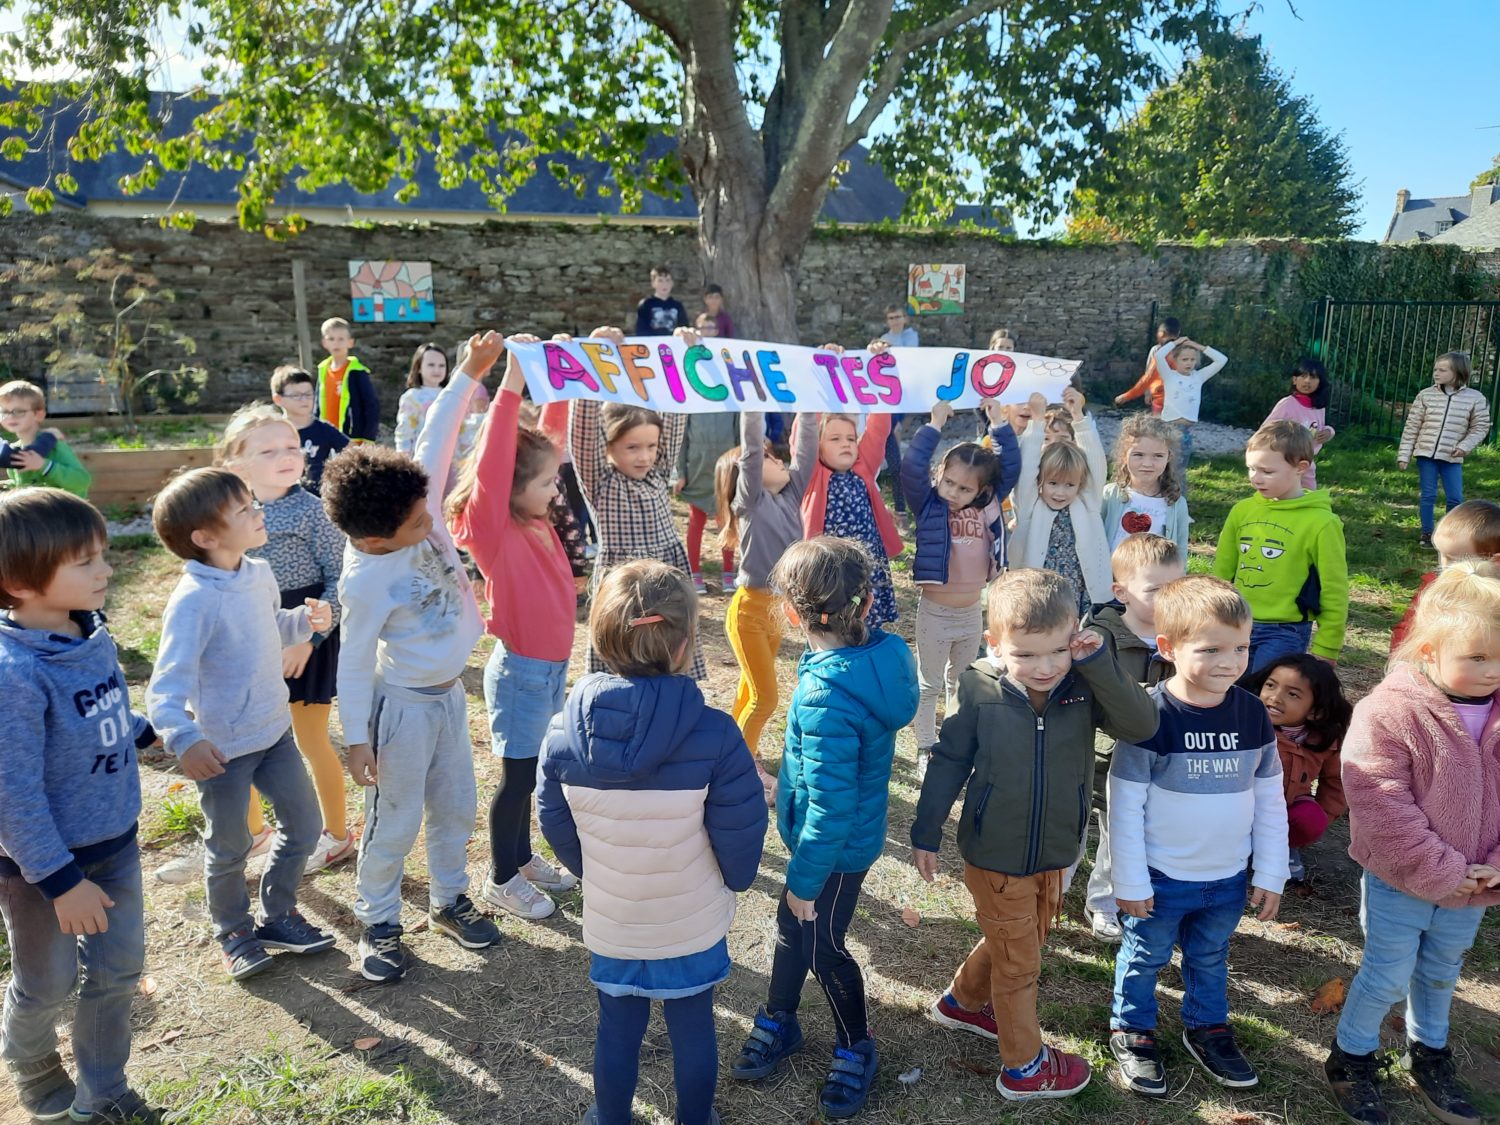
[217,402,299,466]
[1113,413,1184,504]
[1437,350,1473,388]
[1247,420,1315,467]
[1111,533,1182,583]
[320,317,352,336]
[986,568,1078,638]
[1038,440,1089,488]
[590,560,698,677]
[0,380,45,411]
[1434,500,1500,559]
[1154,575,1250,645]
[771,536,872,646]
[988,328,1017,350]
[1391,560,1500,670]
[714,443,774,555]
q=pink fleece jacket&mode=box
[1342,664,1500,908]
[798,413,904,559]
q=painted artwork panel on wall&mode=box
[349,260,436,322]
[907,263,966,316]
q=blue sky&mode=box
[1239,0,1500,240]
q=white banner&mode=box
[509,336,1081,414]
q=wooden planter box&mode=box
[79,447,216,508]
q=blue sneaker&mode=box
[220,927,273,981]
[820,1037,878,1119]
[729,1006,804,1080]
[255,910,335,954]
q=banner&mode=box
[509,336,1081,415]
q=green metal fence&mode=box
[1310,299,1500,445]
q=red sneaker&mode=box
[930,992,998,1041]
[996,1045,1091,1102]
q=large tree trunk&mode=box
[694,166,801,345]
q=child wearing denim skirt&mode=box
[448,335,581,922]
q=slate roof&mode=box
[1384,194,1473,243]
[1430,199,1500,249]
[1,90,1012,230]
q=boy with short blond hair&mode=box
[1083,533,1185,943]
[1211,419,1347,676]
[316,318,380,442]
[1108,575,1289,1097]
[146,467,336,982]
[270,364,349,493]
[0,489,161,1125]
[1390,498,1500,652]
[0,380,90,497]
[911,568,1156,1103]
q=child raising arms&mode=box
[1010,390,1111,615]
[901,398,1019,775]
[446,336,581,923]
[730,537,918,1120]
[717,409,820,789]
[537,562,766,1125]
[1325,562,1500,1125]
[1101,413,1189,554]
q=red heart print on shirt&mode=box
[1121,510,1154,534]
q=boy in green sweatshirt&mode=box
[1211,420,1346,678]
[0,381,91,498]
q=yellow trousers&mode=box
[725,586,783,758]
[247,702,347,839]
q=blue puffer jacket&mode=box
[901,421,1021,585]
[777,629,920,900]
[538,673,767,961]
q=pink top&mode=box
[1263,394,1333,490]
[943,498,1003,600]
[799,413,904,559]
[452,388,576,662]
[1452,699,1494,745]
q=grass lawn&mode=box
[5,435,1499,1125]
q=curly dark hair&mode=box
[321,445,429,540]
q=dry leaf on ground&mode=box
[1310,978,1347,1014]
[353,1036,382,1051]
[900,906,921,928]
[137,976,157,997]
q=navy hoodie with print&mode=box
[0,611,155,898]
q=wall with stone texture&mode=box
[0,212,1356,414]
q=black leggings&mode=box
[766,869,870,1047]
[487,756,538,884]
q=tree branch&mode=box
[623,0,693,49]
[841,0,1006,150]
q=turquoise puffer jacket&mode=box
[777,628,919,900]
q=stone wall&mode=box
[0,212,1370,415]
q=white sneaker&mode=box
[1091,910,1123,942]
[519,854,578,892]
[481,872,556,920]
[304,830,357,875]
[246,825,275,859]
[154,847,203,884]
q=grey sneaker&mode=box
[519,854,578,892]
[481,872,556,920]
[8,1051,74,1121]
[67,1088,161,1124]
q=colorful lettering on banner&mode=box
[513,336,1080,415]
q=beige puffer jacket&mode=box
[1397,385,1491,463]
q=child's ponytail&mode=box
[771,535,873,647]
[714,447,742,554]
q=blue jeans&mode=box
[195,729,320,944]
[0,842,143,1114]
[1245,620,1311,681]
[1416,456,1464,534]
[1336,872,1485,1056]
[1112,867,1247,1031]
[483,641,567,759]
[594,987,717,1125]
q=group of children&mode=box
[1,312,1498,1125]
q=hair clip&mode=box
[629,614,664,627]
[818,612,830,624]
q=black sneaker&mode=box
[1111,1028,1167,1097]
[1403,1041,1479,1124]
[1324,1041,1390,1124]
[729,1006,805,1080]
[358,922,411,983]
[67,1088,161,1124]
[220,927,273,981]
[430,894,500,949]
[819,1037,878,1119]
[1183,1025,1257,1088]
[255,910,336,954]
[1420,532,1435,549]
[8,1050,74,1121]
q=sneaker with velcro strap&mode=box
[729,1006,804,1080]
[1111,1028,1167,1097]
[7,1050,75,1121]
[254,910,336,954]
[819,1037,877,1119]
[1183,1024,1258,1088]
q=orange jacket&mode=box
[1118,361,1165,413]
[1278,729,1345,821]
[798,413,904,559]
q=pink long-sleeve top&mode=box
[452,387,576,662]
[799,413,904,559]
[1342,664,1500,908]
[1263,394,1333,490]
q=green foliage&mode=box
[1069,34,1358,241]
[1472,152,1499,190]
